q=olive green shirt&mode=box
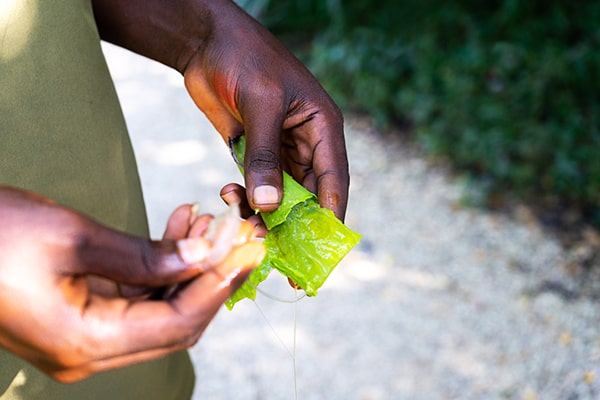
[0,0,194,398]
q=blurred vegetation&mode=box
[237,0,600,226]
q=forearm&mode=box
[91,0,208,72]
[92,0,239,72]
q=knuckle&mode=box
[43,350,89,382]
[175,321,206,348]
[245,147,280,172]
[49,367,91,383]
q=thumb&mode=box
[74,223,207,287]
[240,113,284,213]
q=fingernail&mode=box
[189,202,200,225]
[221,190,241,205]
[177,237,211,264]
[252,185,279,206]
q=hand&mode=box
[0,187,264,382]
[92,0,349,220]
[182,1,349,220]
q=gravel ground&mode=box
[103,43,600,400]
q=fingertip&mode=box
[317,180,348,222]
[320,194,346,222]
[224,241,266,274]
[177,237,211,265]
[171,203,196,220]
[246,215,267,238]
[243,241,267,268]
[234,220,258,244]
[220,184,244,206]
[188,214,214,238]
[212,241,266,293]
[163,204,195,239]
[242,141,283,211]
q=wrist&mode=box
[177,0,260,74]
[92,0,218,73]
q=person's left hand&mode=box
[85,204,221,299]
[182,1,349,221]
[0,190,264,382]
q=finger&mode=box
[246,215,267,238]
[220,183,255,218]
[75,223,205,287]
[86,276,156,301]
[163,204,196,240]
[188,214,214,238]
[50,346,183,383]
[176,236,212,266]
[239,95,287,212]
[66,241,265,379]
[85,276,121,298]
[220,184,267,236]
[314,148,350,221]
[301,116,350,221]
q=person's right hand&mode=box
[92,0,350,221]
[181,0,349,220]
[0,187,264,383]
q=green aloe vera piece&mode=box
[225,136,361,309]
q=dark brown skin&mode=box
[92,0,350,220]
[0,187,264,382]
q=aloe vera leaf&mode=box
[225,136,361,309]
